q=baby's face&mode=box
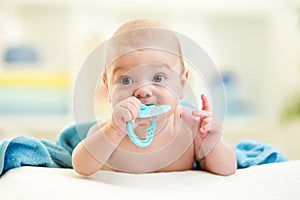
[104,49,187,112]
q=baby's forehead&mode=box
[105,28,182,66]
[106,49,181,74]
[112,63,174,75]
[116,49,180,63]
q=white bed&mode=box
[1,160,299,200]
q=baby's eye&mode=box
[152,74,166,82]
[120,76,133,85]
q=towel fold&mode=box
[0,136,67,173]
[234,139,288,168]
[0,121,95,176]
[0,121,288,176]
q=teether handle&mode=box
[126,104,170,147]
[126,120,155,147]
[137,104,171,118]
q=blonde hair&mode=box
[113,19,168,36]
[104,19,185,80]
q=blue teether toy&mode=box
[126,104,171,147]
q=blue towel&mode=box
[0,121,288,176]
[234,139,288,168]
[0,121,96,176]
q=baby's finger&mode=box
[192,110,212,117]
[200,123,211,133]
[116,107,132,123]
[201,94,211,111]
[126,97,142,120]
[201,117,212,126]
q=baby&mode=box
[72,19,237,176]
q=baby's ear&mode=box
[180,68,189,87]
[102,71,108,86]
[179,68,189,99]
[101,71,111,102]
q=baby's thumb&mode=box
[180,111,197,130]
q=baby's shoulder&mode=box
[87,121,108,136]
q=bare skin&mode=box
[72,19,237,176]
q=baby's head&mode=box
[104,19,185,75]
[103,19,188,109]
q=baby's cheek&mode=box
[163,79,183,98]
[110,88,133,106]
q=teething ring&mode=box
[126,104,171,147]
[126,120,156,147]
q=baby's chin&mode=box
[135,118,154,126]
[138,123,150,128]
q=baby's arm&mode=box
[72,97,141,176]
[181,94,237,175]
[72,122,124,176]
[198,140,236,176]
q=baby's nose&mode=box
[133,85,153,99]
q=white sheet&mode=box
[1,161,300,200]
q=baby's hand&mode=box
[180,94,213,137]
[180,94,222,159]
[110,97,142,134]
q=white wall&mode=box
[0,0,299,159]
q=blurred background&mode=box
[0,0,299,159]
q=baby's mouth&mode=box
[135,118,152,128]
[145,103,155,106]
